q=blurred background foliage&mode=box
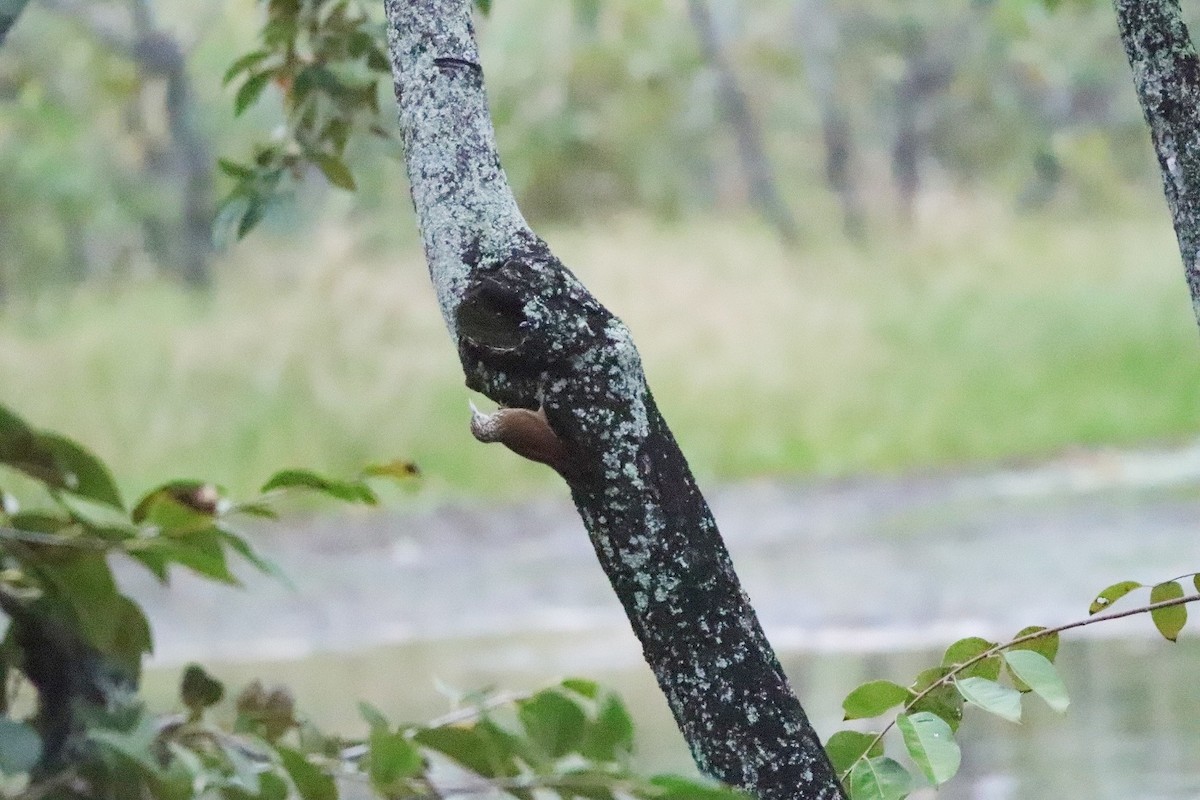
[0,0,1198,500]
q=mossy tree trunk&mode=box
[1114,0,1200,327]
[383,1,843,798]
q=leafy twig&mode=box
[840,591,1200,780]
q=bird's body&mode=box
[469,401,575,477]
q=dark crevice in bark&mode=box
[1113,0,1200,328]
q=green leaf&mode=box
[474,0,492,14]
[1090,580,1142,614]
[34,553,123,653]
[1002,650,1069,711]
[132,482,221,528]
[955,677,1022,723]
[7,511,76,536]
[180,664,224,715]
[260,469,377,504]
[238,196,267,239]
[253,772,290,800]
[164,740,205,791]
[232,501,279,520]
[129,527,239,584]
[218,158,256,180]
[0,405,56,484]
[560,678,600,699]
[312,153,356,190]
[1009,626,1059,663]
[217,527,288,583]
[897,711,960,785]
[647,775,744,800]
[262,17,297,47]
[842,680,910,720]
[219,737,264,794]
[358,701,389,732]
[361,460,420,481]
[36,434,124,509]
[1150,580,1187,641]
[1194,574,1200,594]
[908,667,962,732]
[214,195,251,249]
[414,726,515,778]
[369,728,423,790]
[235,71,274,116]
[941,637,1000,680]
[366,46,390,73]
[824,730,882,776]
[0,411,122,509]
[111,594,153,676]
[581,692,633,761]
[0,719,41,775]
[518,689,587,758]
[292,65,340,101]
[223,50,272,85]
[847,756,913,800]
[1005,626,1061,690]
[278,747,336,800]
[89,713,161,773]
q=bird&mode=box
[469,400,575,477]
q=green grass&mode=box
[2,200,1198,504]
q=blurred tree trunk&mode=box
[889,23,956,227]
[129,0,213,289]
[0,593,131,775]
[793,0,864,240]
[1113,0,1200,327]
[43,0,215,288]
[383,2,843,798]
[686,0,801,245]
[0,0,31,45]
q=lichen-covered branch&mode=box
[1113,0,1200,328]
[384,1,843,797]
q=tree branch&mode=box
[1113,0,1200,328]
[845,592,1200,781]
[384,1,842,797]
[0,589,132,774]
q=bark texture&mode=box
[1114,0,1200,326]
[384,2,843,797]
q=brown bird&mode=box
[469,401,574,476]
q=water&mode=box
[131,450,1200,798]
[141,632,1200,798]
